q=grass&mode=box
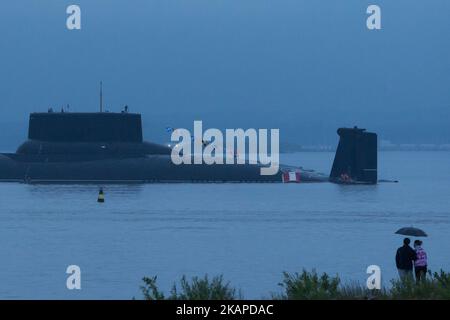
[140,269,450,300]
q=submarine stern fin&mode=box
[329,127,377,184]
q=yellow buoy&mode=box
[98,188,105,203]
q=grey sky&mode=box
[1,0,449,150]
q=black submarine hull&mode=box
[0,153,328,183]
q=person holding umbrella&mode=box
[395,227,428,282]
[413,240,428,282]
[395,238,417,281]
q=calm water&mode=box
[0,151,449,299]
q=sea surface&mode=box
[0,151,449,299]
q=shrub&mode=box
[141,274,240,300]
[276,269,340,300]
[140,269,450,300]
[140,276,166,300]
[389,270,450,300]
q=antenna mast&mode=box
[100,81,103,113]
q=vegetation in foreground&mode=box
[140,269,450,300]
[140,274,241,300]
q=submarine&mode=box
[0,110,377,184]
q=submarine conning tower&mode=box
[28,112,143,142]
[329,126,378,184]
[16,112,170,156]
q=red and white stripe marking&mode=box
[282,171,301,183]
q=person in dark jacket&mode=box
[395,238,417,281]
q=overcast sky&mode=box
[0,0,449,150]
